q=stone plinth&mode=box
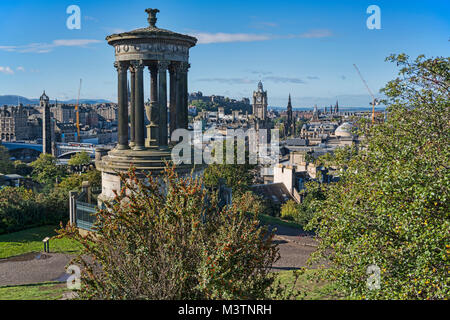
[96,147,201,203]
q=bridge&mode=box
[2,142,97,160]
[55,143,96,159]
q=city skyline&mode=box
[0,0,449,107]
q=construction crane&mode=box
[353,64,378,124]
[75,79,82,142]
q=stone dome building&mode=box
[335,122,354,138]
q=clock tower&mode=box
[252,81,267,121]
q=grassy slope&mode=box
[276,269,344,300]
[0,282,70,300]
[0,225,82,259]
[259,214,304,230]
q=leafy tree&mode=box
[68,151,91,166]
[232,191,267,216]
[203,163,255,196]
[53,169,101,199]
[30,154,67,187]
[296,181,326,228]
[59,166,296,300]
[13,160,33,176]
[278,123,285,139]
[279,182,326,227]
[308,54,449,299]
[0,146,13,174]
[295,119,307,136]
[280,200,298,221]
[203,142,256,196]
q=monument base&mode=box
[96,146,202,203]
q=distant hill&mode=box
[0,95,112,106]
[0,95,37,105]
[63,99,113,104]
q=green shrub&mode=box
[0,187,67,235]
[281,200,299,221]
[59,166,293,300]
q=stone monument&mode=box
[96,8,198,201]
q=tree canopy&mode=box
[30,154,66,187]
[308,54,449,299]
[0,146,13,174]
[68,151,91,167]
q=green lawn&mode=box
[275,269,345,300]
[259,214,304,230]
[0,225,83,259]
[0,282,71,300]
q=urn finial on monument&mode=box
[145,8,160,27]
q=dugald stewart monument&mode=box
[96,9,197,201]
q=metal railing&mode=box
[75,200,97,231]
[70,188,102,232]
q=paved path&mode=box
[267,224,320,271]
[0,252,72,287]
[0,223,319,287]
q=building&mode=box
[334,100,339,114]
[0,105,28,142]
[252,81,268,121]
[334,122,354,138]
[284,94,295,137]
[40,91,53,154]
[55,122,78,143]
[95,104,118,122]
[218,107,225,119]
[51,104,76,123]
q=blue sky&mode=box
[0,0,448,108]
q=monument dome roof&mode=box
[106,9,197,47]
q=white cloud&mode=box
[197,76,307,84]
[264,76,306,84]
[190,29,333,44]
[197,78,256,84]
[52,39,101,47]
[16,66,25,72]
[0,66,14,75]
[299,29,333,39]
[191,33,272,44]
[0,39,101,53]
[84,16,99,22]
